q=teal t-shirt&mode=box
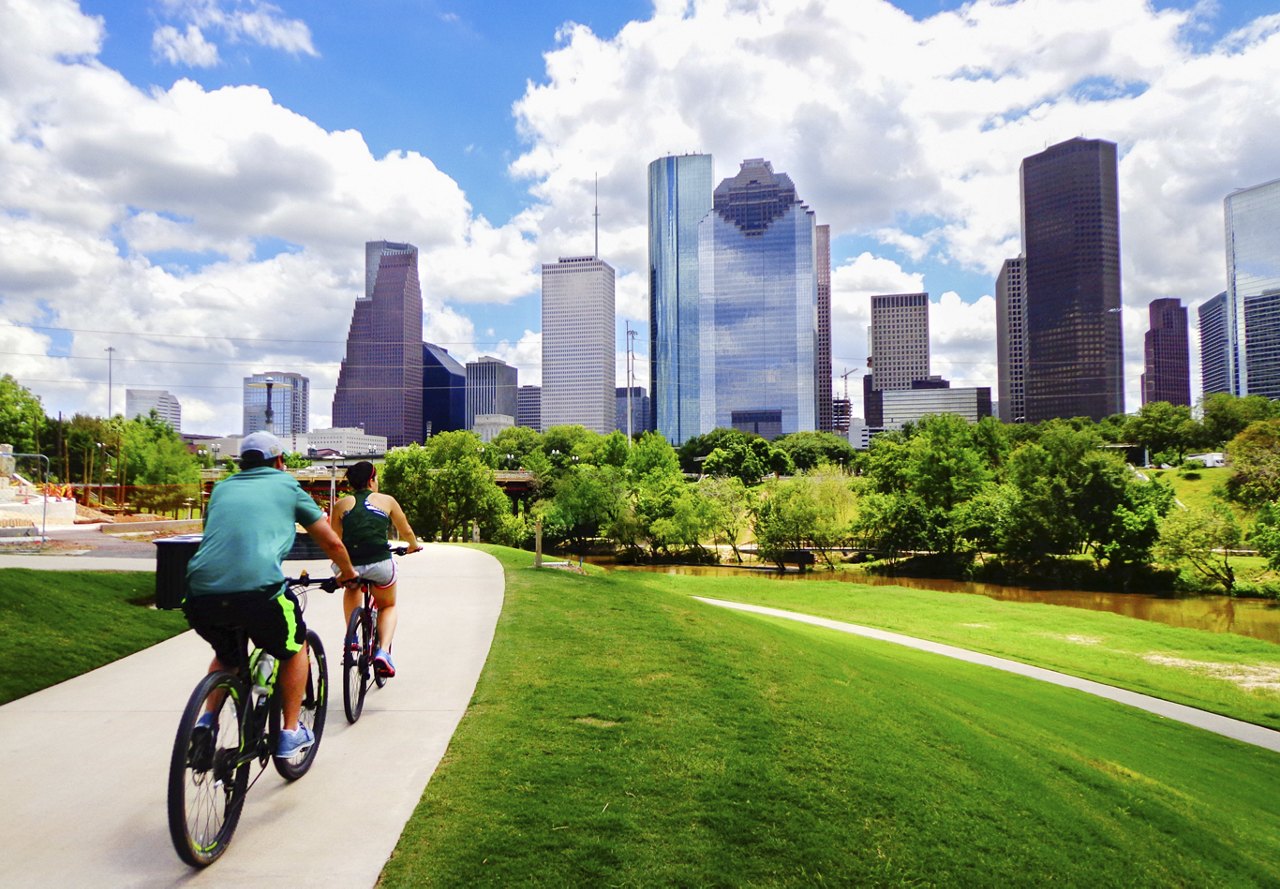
[186,467,325,597]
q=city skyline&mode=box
[2,1,1279,435]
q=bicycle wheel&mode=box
[272,630,328,780]
[168,670,250,868]
[343,606,371,722]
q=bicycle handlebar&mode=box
[284,545,418,592]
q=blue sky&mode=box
[3,0,1280,433]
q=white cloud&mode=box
[152,24,220,67]
[509,0,1280,415]
[154,0,318,63]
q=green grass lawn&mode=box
[0,568,188,704]
[682,572,1280,730]
[1147,466,1232,512]
[382,546,1280,887]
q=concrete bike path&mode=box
[697,597,1280,753]
[0,543,504,888]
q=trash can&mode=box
[154,534,202,610]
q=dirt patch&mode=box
[1142,654,1280,693]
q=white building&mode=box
[473,413,515,443]
[869,293,930,392]
[125,389,181,431]
[881,387,993,429]
[996,257,1027,423]
[541,255,616,433]
[304,427,387,456]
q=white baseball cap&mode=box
[240,431,284,459]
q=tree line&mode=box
[5,373,1280,596]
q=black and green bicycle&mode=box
[166,573,335,867]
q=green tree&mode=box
[1225,419,1280,506]
[541,463,624,552]
[1155,503,1243,595]
[697,474,751,562]
[119,414,201,514]
[382,432,508,541]
[753,476,822,569]
[487,425,542,468]
[677,427,758,474]
[773,431,857,472]
[1200,392,1278,448]
[624,431,681,481]
[0,375,47,455]
[1124,401,1194,465]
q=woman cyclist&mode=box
[329,461,422,677]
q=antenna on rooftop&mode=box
[593,173,600,259]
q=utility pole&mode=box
[626,321,637,445]
[105,346,116,417]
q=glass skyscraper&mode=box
[698,158,817,438]
[1225,177,1280,399]
[422,343,466,437]
[649,154,713,445]
[1198,291,1232,397]
[243,372,308,438]
[465,356,517,430]
[1020,138,1124,422]
[333,241,424,448]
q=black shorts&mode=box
[183,586,307,667]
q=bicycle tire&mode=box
[343,606,370,722]
[271,630,328,780]
[168,670,250,868]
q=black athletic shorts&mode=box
[183,585,307,666]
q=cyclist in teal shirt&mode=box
[185,431,357,758]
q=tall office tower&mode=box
[869,292,931,391]
[126,388,181,431]
[649,153,714,444]
[465,356,517,430]
[1021,137,1124,421]
[698,158,817,439]
[1225,177,1280,399]
[995,257,1027,423]
[815,223,833,432]
[1141,298,1191,406]
[333,240,424,448]
[541,255,616,434]
[517,385,542,431]
[422,343,466,438]
[242,372,308,438]
[615,386,652,436]
[1198,292,1233,397]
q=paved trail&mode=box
[0,543,503,888]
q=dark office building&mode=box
[816,223,833,432]
[1021,138,1124,421]
[422,343,465,438]
[333,241,424,447]
[517,385,542,431]
[615,386,651,437]
[1244,291,1280,401]
[1141,298,1190,406]
[1198,292,1233,397]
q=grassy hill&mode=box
[383,546,1280,887]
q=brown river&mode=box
[597,562,1280,646]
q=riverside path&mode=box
[0,543,503,887]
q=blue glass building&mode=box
[697,159,817,438]
[422,343,465,437]
[649,154,713,445]
[1225,178,1280,399]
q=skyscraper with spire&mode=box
[332,240,424,448]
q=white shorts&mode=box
[333,559,396,589]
